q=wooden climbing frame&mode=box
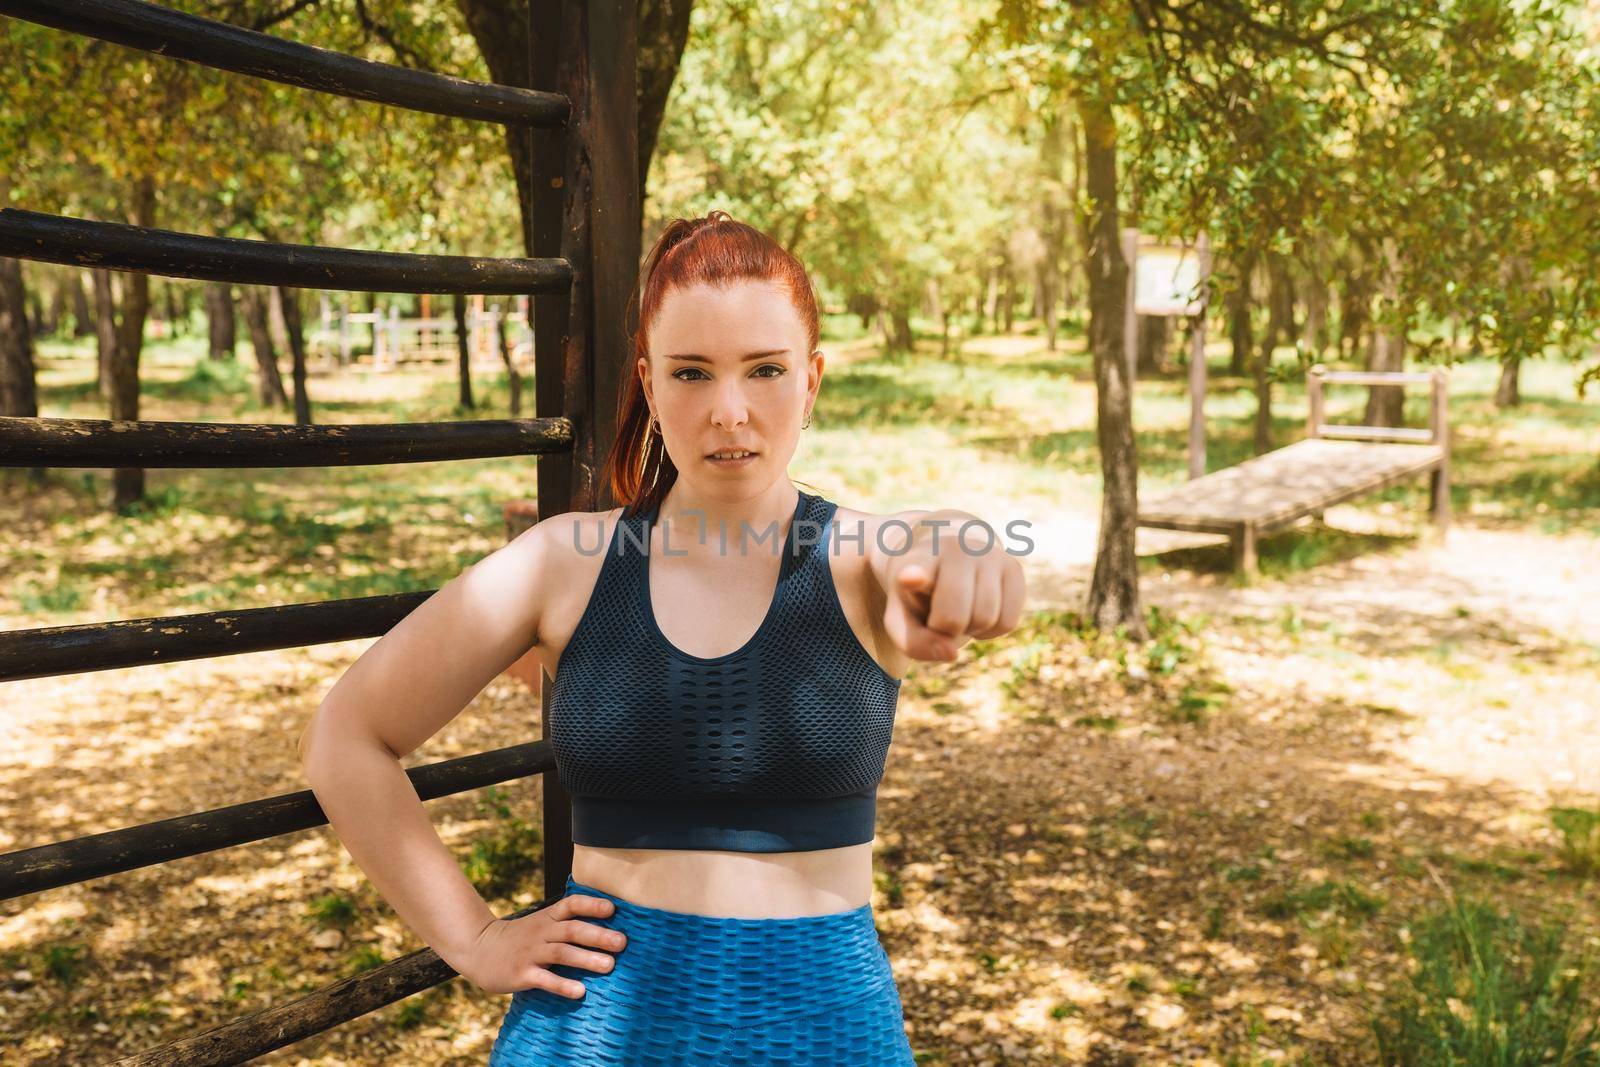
[0,0,637,1060]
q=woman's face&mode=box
[639,278,821,492]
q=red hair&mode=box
[605,210,822,519]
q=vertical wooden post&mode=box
[338,294,351,366]
[387,306,400,370]
[530,0,639,904]
[1307,364,1325,439]
[1232,522,1258,581]
[420,293,432,356]
[1122,228,1139,386]
[373,303,386,366]
[1187,232,1211,481]
[1429,368,1450,535]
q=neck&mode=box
[653,480,799,557]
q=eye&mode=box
[671,365,786,381]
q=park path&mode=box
[1016,497,1600,808]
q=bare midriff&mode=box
[570,839,875,919]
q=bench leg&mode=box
[1231,523,1258,580]
[1429,463,1451,535]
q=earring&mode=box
[802,410,812,429]
[649,412,661,435]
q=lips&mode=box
[706,449,759,459]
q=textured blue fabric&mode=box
[546,488,904,852]
[487,875,916,1065]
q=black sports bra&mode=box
[545,488,903,852]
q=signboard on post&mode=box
[1122,230,1213,479]
[1133,241,1208,316]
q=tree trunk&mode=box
[45,271,67,338]
[1253,324,1273,455]
[495,303,522,417]
[1077,94,1145,639]
[1266,253,1298,355]
[25,282,44,339]
[267,284,290,354]
[71,271,93,337]
[1494,358,1521,408]
[982,262,1000,334]
[0,257,40,417]
[1254,252,1297,454]
[241,287,288,408]
[456,0,691,257]
[1300,278,1328,363]
[91,270,119,402]
[455,292,475,410]
[163,281,182,336]
[927,279,952,358]
[1227,254,1255,376]
[276,287,312,425]
[888,308,915,354]
[87,181,157,509]
[1135,314,1169,376]
[1039,259,1058,351]
[205,282,236,360]
[1363,238,1405,427]
[1000,266,1016,334]
[1338,263,1369,361]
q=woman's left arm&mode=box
[866,508,1027,663]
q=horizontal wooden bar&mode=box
[0,592,433,681]
[1308,368,1438,385]
[0,0,569,127]
[1317,424,1434,442]
[0,413,573,469]
[0,210,573,294]
[1,742,553,902]
[113,886,555,1066]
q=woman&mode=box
[300,211,1026,1064]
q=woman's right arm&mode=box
[297,513,625,997]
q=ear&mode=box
[807,349,825,400]
[636,355,653,410]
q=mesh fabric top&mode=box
[546,488,904,852]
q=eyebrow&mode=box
[663,349,791,363]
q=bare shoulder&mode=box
[525,505,626,657]
[531,506,627,562]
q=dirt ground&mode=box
[2,333,1598,1063]
[4,490,1597,1065]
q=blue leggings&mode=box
[488,874,915,1065]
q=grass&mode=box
[8,316,1600,1064]
[1549,805,1600,877]
[12,320,1597,627]
[463,785,543,901]
[1370,891,1600,1065]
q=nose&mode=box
[710,379,748,430]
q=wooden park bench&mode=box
[1137,365,1451,578]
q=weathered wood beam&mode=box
[0,210,573,295]
[0,592,434,681]
[0,0,569,126]
[0,413,572,469]
[1,742,554,900]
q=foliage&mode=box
[1370,892,1600,1065]
[981,0,1600,380]
[652,0,1027,322]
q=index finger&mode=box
[561,892,617,919]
